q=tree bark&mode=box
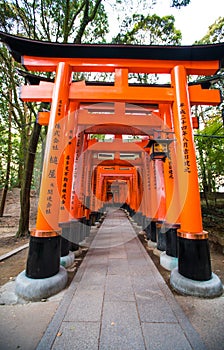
[16,122,42,237]
[0,88,12,217]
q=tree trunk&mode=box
[0,89,12,217]
[16,122,42,237]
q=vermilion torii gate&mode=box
[0,31,223,299]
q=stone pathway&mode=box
[37,208,206,350]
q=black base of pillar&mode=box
[59,222,70,257]
[144,218,152,240]
[151,220,157,242]
[69,241,80,251]
[127,206,135,217]
[142,215,146,229]
[166,227,178,258]
[79,216,87,240]
[138,212,144,227]
[90,212,96,226]
[69,219,81,245]
[26,235,61,279]
[60,236,70,257]
[135,212,142,225]
[178,237,212,281]
[157,223,166,251]
[85,218,91,237]
[121,203,128,211]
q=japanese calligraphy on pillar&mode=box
[60,128,74,212]
[168,159,174,179]
[70,131,84,212]
[79,151,87,205]
[91,166,97,210]
[153,161,157,190]
[145,155,151,191]
[60,154,70,211]
[45,119,62,216]
[179,102,191,173]
[86,153,92,197]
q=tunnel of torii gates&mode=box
[1,31,224,298]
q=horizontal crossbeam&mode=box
[20,81,221,106]
[87,140,148,152]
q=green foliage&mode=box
[0,46,31,188]
[195,113,224,192]
[112,13,181,84]
[90,134,106,141]
[195,17,224,44]
[192,17,224,194]
[171,0,190,8]
[112,14,181,45]
[0,0,108,43]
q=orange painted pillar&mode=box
[155,160,166,222]
[155,159,166,250]
[58,102,79,256]
[142,151,152,236]
[148,159,159,242]
[131,170,138,215]
[83,150,93,221]
[140,153,147,218]
[171,65,211,281]
[95,166,103,217]
[90,166,97,213]
[78,136,91,240]
[71,130,85,219]
[69,130,85,246]
[160,104,180,259]
[127,178,132,211]
[135,167,144,226]
[143,151,152,219]
[26,62,72,279]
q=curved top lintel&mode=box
[0,31,224,65]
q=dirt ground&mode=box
[0,188,36,286]
[1,188,224,288]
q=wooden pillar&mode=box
[171,65,211,281]
[160,104,180,258]
[59,102,79,256]
[142,151,152,237]
[26,62,72,278]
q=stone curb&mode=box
[0,243,29,262]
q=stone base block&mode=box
[160,252,178,271]
[147,240,157,249]
[79,239,87,247]
[74,247,83,258]
[60,251,75,268]
[170,267,223,298]
[153,247,163,257]
[15,267,68,302]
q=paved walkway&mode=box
[37,208,206,350]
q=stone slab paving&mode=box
[37,208,206,350]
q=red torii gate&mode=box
[0,31,223,299]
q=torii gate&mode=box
[0,31,223,299]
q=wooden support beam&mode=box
[189,85,221,106]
